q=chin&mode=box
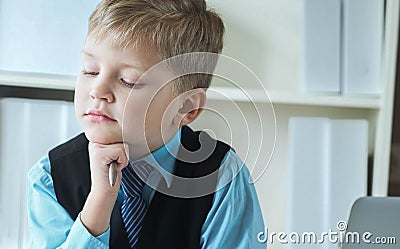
[83,129,122,145]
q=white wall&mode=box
[0,0,99,75]
[207,0,302,92]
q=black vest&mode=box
[49,126,230,249]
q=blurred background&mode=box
[0,0,399,248]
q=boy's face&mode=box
[75,35,182,158]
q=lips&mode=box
[84,110,116,122]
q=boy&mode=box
[27,0,265,248]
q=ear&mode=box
[178,88,206,126]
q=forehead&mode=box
[82,35,160,71]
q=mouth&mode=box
[84,110,117,122]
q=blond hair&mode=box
[88,0,225,94]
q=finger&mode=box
[88,142,129,168]
[122,142,130,160]
[100,146,128,166]
[114,147,129,167]
[116,162,130,172]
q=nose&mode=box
[89,76,114,103]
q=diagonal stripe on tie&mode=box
[121,161,152,248]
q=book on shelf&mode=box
[341,0,384,96]
[287,117,368,248]
[301,0,341,94]
[302,0,384,96]
[287,118,329,249]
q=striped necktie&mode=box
[121,161,152,248]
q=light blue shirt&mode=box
[27,129,266,249]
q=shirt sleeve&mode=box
[27,155,110,249]
[200,149,267,249]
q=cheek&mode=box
[147,91,172,121]
[123,104,146,127]
[74,80,88,113]
[147,94,181,132]
[121,94,148,141]
[121,86,177,140]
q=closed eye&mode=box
[120,78,143,89]
[81,70,99,76]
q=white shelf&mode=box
[269,91,380,109]
[0,71,381,109]
[0,71,76,91]
[207,86,381,109]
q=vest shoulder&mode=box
[49,133,88,161]
[181,125,232,151]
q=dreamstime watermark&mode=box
[257,221,397,245]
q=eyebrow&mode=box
[81,49,146,71]
[80,49,98,61]
[121,61,146,71]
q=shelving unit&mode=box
[371,0,399,197]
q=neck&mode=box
[128,127,179,160]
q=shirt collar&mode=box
[129,128,181,188]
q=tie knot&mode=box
[121,161,153,198]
